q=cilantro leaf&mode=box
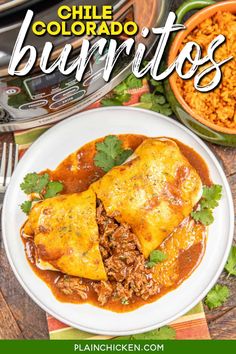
[44,181,64,199]
[118,326,176,340]
[191,185,222,226]
[139,93,173,116]
[191,208,214,226]
[205,284,230,309]
[141,93,165,105]
[96,135,123,157]
[201,185,222,209]
[115,149,133,166]
[116,93,131,103]
[113,82,127,94]
[20,173,49,194]
[20,200,32,215]
[20,172,64,214]
[114,74,143,94]
[150,250,167,262]
[160,105,173,116]
[101,73,142,107]
[94,136,133,173]
[101,97,124,106]
[150,79,164,94]
[225,246,236,276]
[124,74,143,90]
[101,93,131,107]
[94,151,117,172]
[146,250,167,268]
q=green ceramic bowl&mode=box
[165,0,236,147]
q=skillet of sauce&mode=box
[21,134,211,312]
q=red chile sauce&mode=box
[21,135,211,312]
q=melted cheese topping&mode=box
[23,190,107,280]
[92,138,202,258]
[153,217,206,287]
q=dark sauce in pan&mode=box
[21,135,211,312]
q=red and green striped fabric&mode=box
[46,303,210,340]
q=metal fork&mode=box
[0,143,19,194]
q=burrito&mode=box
[92,138,202,258]
[22,189,107,280]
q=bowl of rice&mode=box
[166,0,236,146]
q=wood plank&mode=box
[0,133,49,339]
[205,172,236,337]
[209,145,236,177]
[0,290,24,339]
[206,307,236,339]
[0,240,49,339]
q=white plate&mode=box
[2,107,234,335]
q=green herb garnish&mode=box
[20,172,50,194]
[94,135,133,173]
[122,74,143,90]
[20,172,64,214]
[101,93,131,107]
[200,185,223,209]
[150,79,165,94]
[225,246,236,277]
[44,181,64,199]
[138,72,173,115]
[146,250,167,268]
[139,93,173,116]
[101,73,143,107]
[20,200,32,215]
[191,185,222,226]
[191,208,214,226]
[121,298,129,305]
[205,284,230,310]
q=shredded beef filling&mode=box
[56,276,89,300]
[55,200,159,306]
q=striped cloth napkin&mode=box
[13,82,211,340]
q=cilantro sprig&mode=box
[150,79,165,94]
[225,246,236,277]
[139,92,173,116]
[94,135,133,173]
[205,246,235,310]
[20,200,32,215]
[44,181,64,199]
[146,250,167,268]
[191,185,222,226]
[116,74,143,92]
[20,172,63,214]
[20,172,49,194]
[137,70,173,116]
[101,73,142,107]
[101,69,173,117]
[205,284,230,310]
[101,93,131,107]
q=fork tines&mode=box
[0,143,19,193]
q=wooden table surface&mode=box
[0,0,235,340]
